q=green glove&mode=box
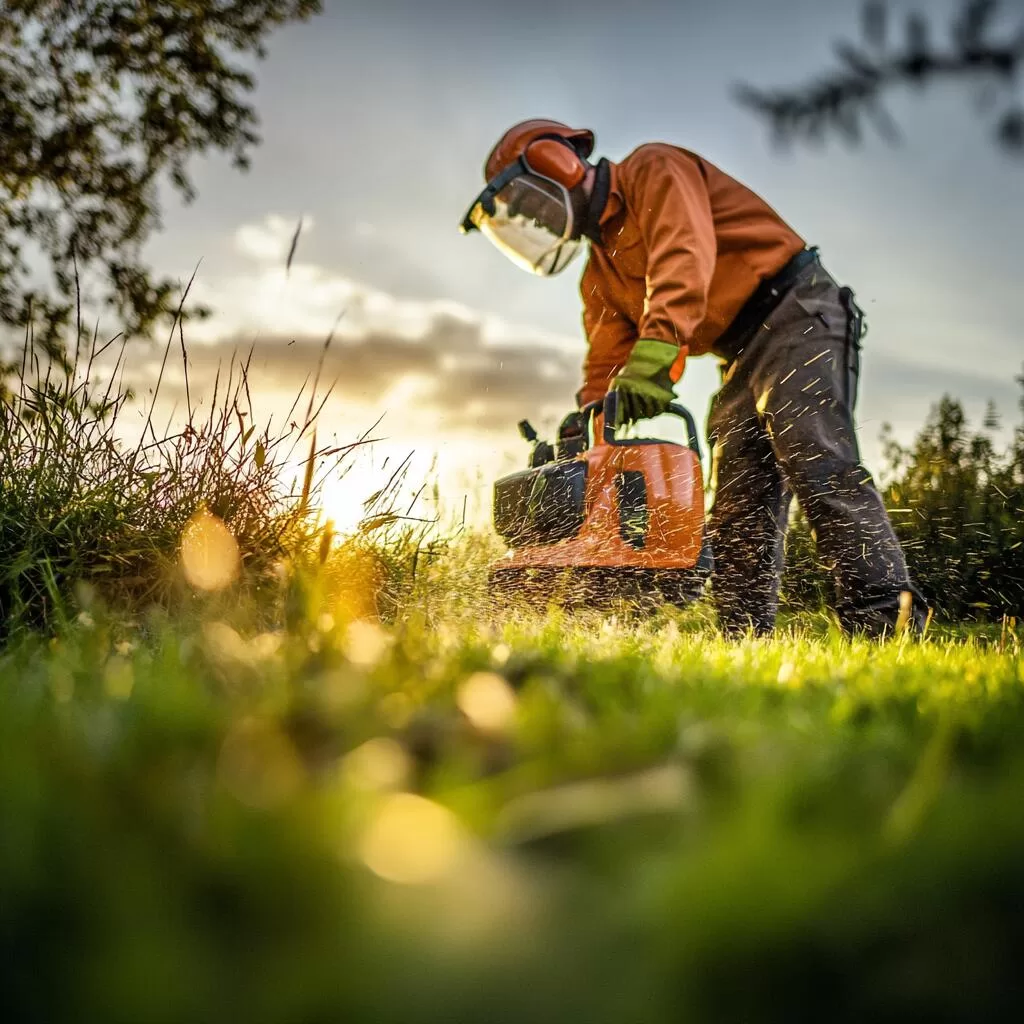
[610,339,682,424]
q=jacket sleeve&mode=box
[579,272,637,407]
[628,149,716,348]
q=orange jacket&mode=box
[579,144,806,406]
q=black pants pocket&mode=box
[838,286,864,411]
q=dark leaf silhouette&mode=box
[286,216,305,277]
[954,0,1000,50]
[737,1,1024,159]
[997,107,1024,149]
[0,1,322,351]
[906,12,931,68]
[863,2,888,50]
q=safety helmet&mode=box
[460,120,596,277]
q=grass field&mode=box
[4,544,1024,1022]
[3,336,1024,1022]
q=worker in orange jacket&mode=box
[460,119,924,637]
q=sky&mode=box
[131,0,1024,528]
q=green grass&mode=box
[3,555,1024,1023]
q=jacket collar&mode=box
[600,159,623,228]
[583,158,621,243]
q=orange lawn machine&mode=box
[490,391,713,607]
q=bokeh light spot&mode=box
[457,672,517,734]
[341,737,411,792]
[180,510,240,591]
[359,793,465,885]
[203,620,249,663]
[103,656,134,700]
[344,620,392,668]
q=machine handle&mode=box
[580,392,702,459]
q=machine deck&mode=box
[488,562,710,610]
[490,394,711,609]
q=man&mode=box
[460,119,924,637]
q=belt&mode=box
[713,247,820,362]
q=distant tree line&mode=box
[782,374,1024,621]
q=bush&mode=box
[781,375,1024,622]
[0,329,337,634]
[878,391,1024,620]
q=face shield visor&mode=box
[460,160,584,277]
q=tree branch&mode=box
[736,0,1024,155]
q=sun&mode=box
[316,462,380,534]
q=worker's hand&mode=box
[610,339,684,424]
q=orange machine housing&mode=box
[490,395,709,603]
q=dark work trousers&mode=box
[706,260,923,637]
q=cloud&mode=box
[168,311,580,434]
[234,215,311,263]
[139,214,586,434]
[186,212,570,346]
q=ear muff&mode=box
[523,138,586,189]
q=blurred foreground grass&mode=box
[3,546,1024,1023]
